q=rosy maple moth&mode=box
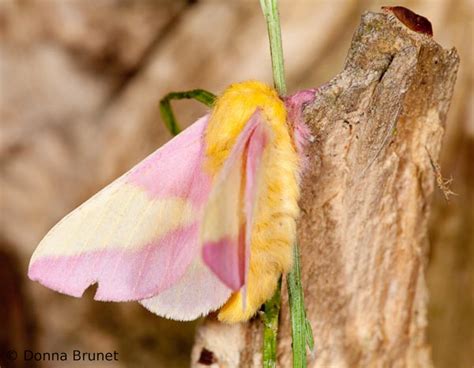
[28,80,315,323]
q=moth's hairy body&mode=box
[205,81,300,322]
[28,80,309,324]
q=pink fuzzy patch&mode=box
[284,89,316,169]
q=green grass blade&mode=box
[287,243,313,367]
[262,278,282,368]
[305,314,315,352]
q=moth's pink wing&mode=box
[201,110,271,292]
[29,115,231,320]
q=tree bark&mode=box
[191,10,459,368]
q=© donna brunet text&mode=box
[3,349,119,362]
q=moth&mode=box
[28,80,314,323]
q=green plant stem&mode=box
[287,244,314,367]
[159,89,216,136]
[262,277,282,368]
[259,0,287,96]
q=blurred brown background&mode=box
[0,0,472,367]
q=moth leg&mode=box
[159,89,216,136]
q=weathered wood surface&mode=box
[191,10,459,368]
[0,1,471,367]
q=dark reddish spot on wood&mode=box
[198,348,216,365]
[382,6,433,36]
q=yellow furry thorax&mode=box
[205,81,288,174]
[204,81,301,323]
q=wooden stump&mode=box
[191,10,459,368]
